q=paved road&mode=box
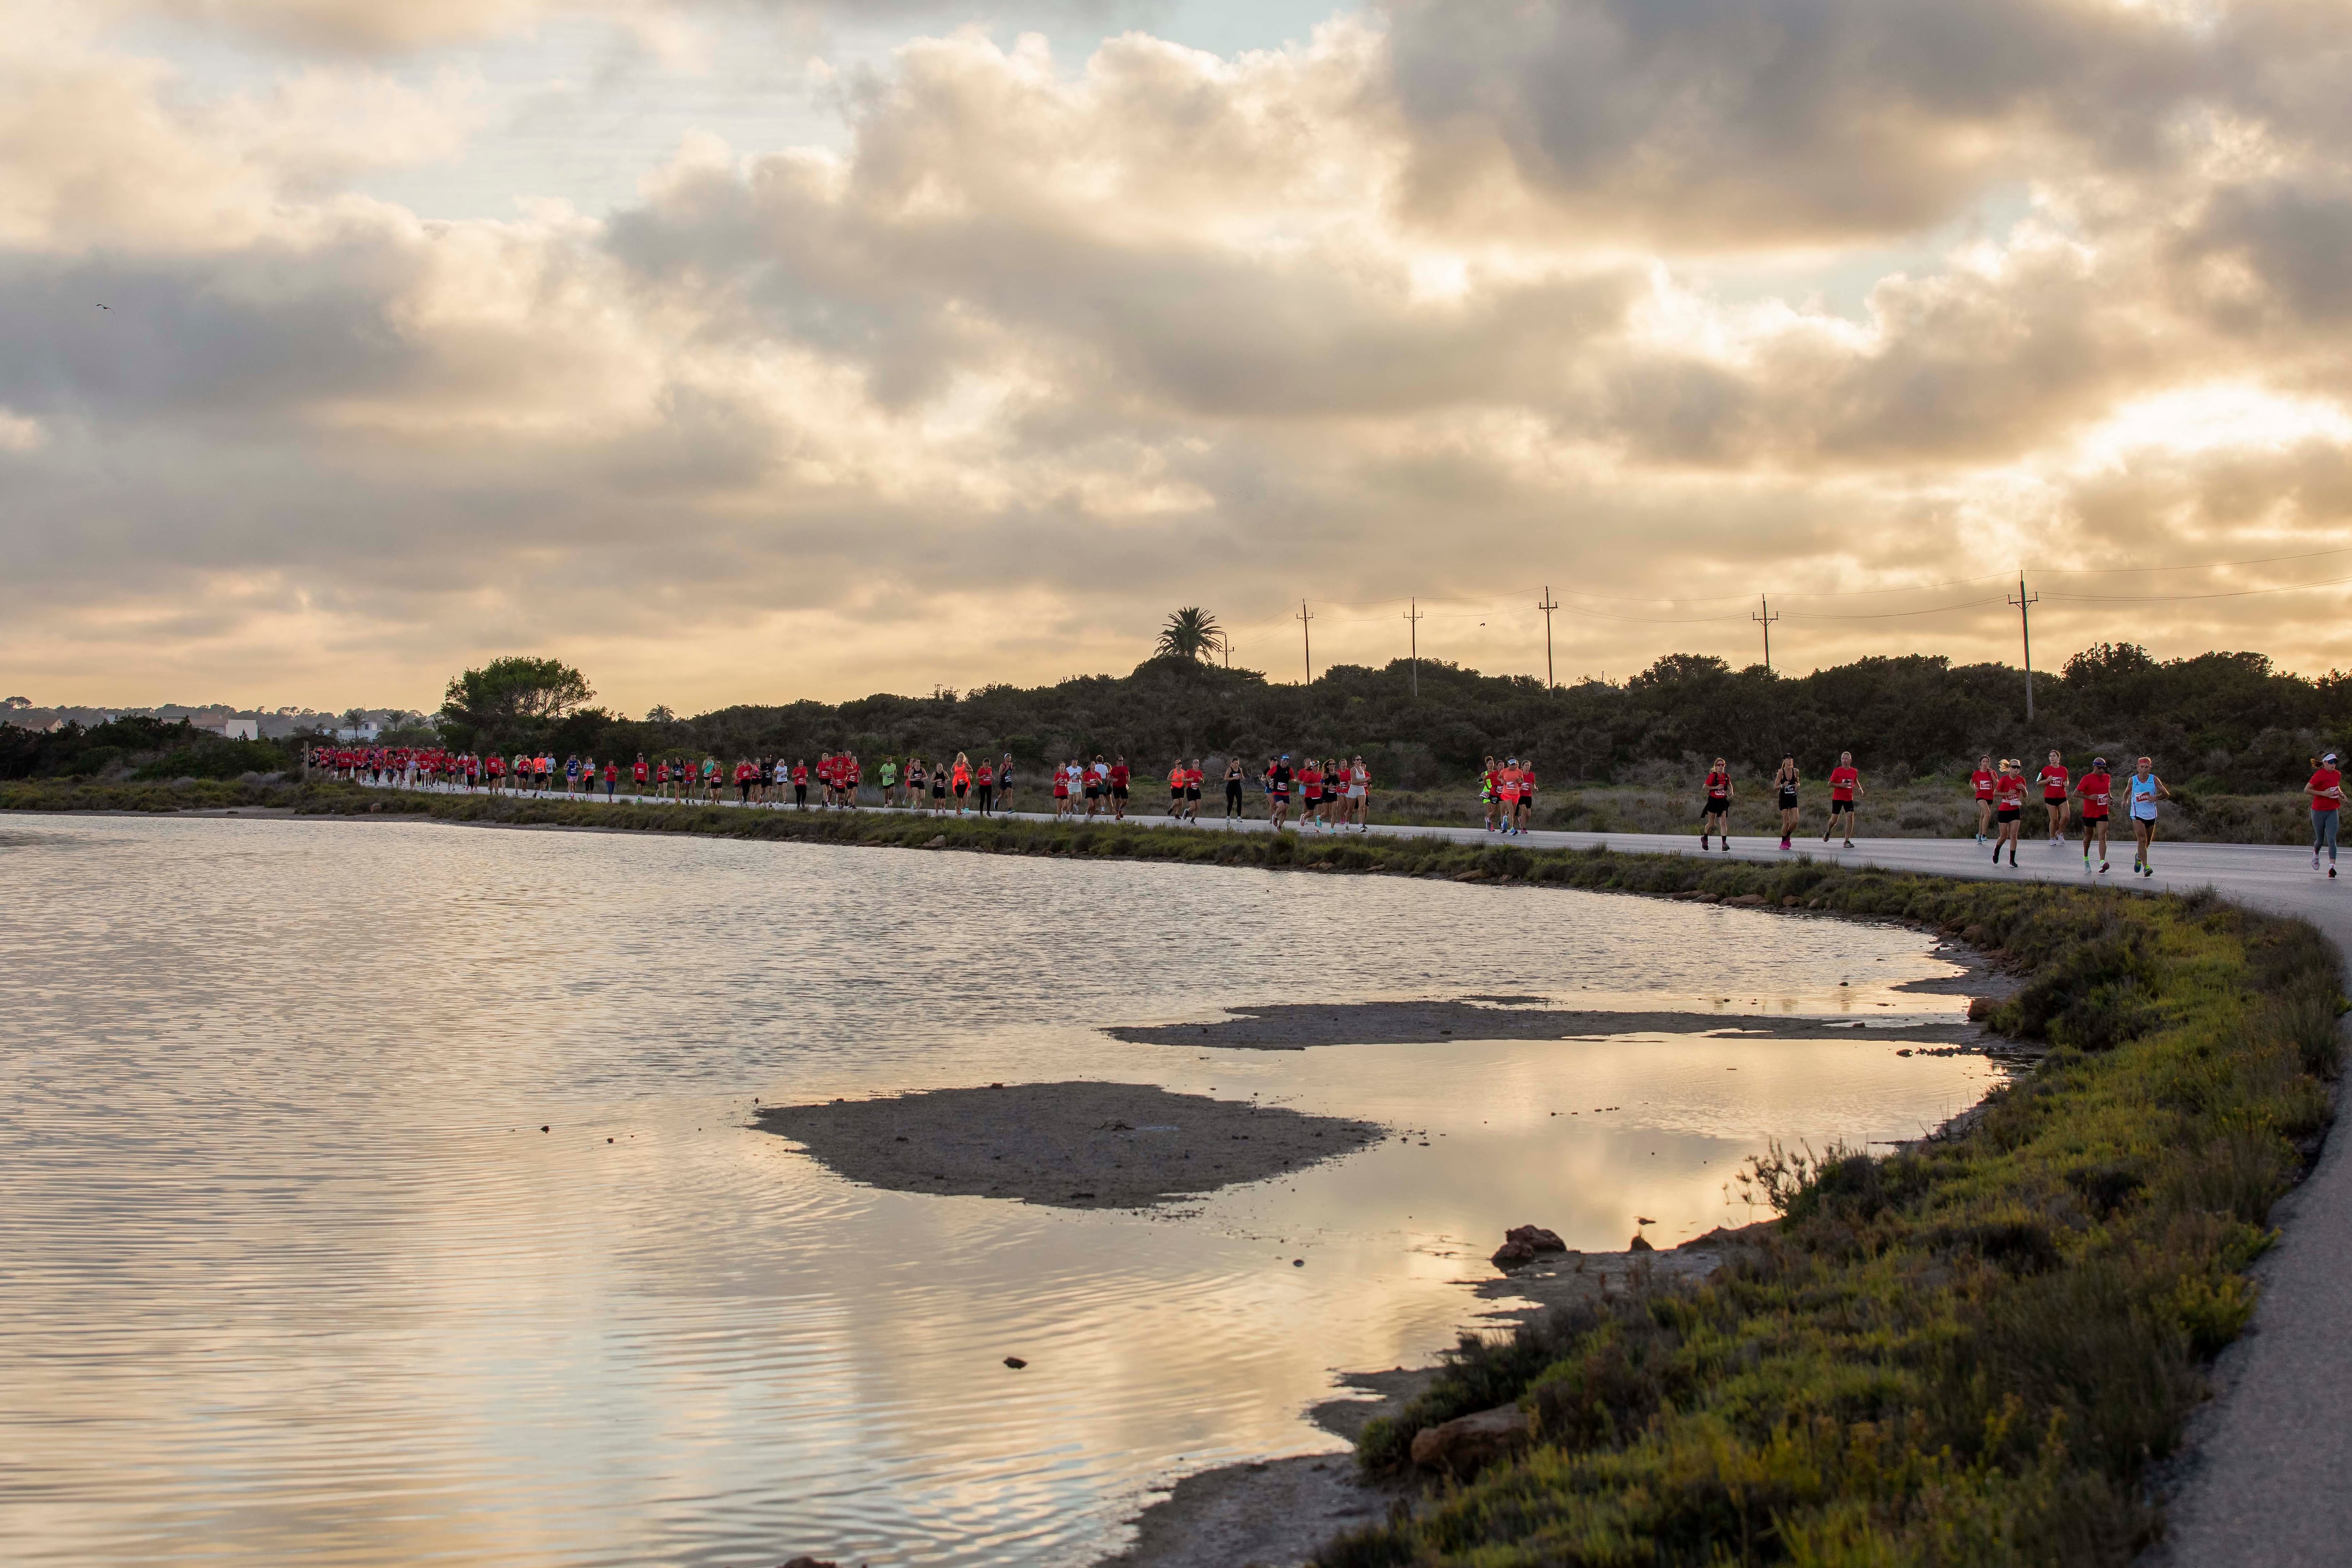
[381,784,2349,1563]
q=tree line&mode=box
[420,641,2352,796]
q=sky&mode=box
[6,0,2352,715]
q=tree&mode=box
[439,657,596,749]
[1157,607,1224,663]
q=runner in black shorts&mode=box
[1224,759,1245,823]
[1772,752,1799,850]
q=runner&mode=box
[1298,758,1323,832]
[1051,759,1070,819]
[1480,755,1500,833]
[1269,754,1292,830]
[793,757,810,809]
[1699,757,1732,851]
[2310,752,2342,877]
[2037,750,2071,846]
[1344,755,1368,831]
[997,755,1015,813]
[1224,757,1246,824]
[1184,758,1204,824]
[603,758,620,800]
[1772,752,1800,850]
[931,758,948,815]
[735,757,755,805]
[1109,755,1130,821]
[1822,752,1862,847]
[2128,757,2171,876]
[2076,756,2114,873]
[880,756,899,808]
[631,754,648,797]
[1969,754,1996,844]
[1167,759,1187,822]
[1991,758,2024,867]
[1515,757,1537,834]
[977,759,995,816]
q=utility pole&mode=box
[1536,587,1560,689]
[1752,595,1779,673]
[2008,571,2039,722]
[1403,599,1424,696]
[1219,634,1231,671]
[1296,599,1314,685]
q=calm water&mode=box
[0,817,1998,1566]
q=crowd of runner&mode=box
[304,741,2349,874]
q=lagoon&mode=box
[0,816,1999,1566]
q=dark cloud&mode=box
[1379,0,2219,245]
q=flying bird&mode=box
[95,303,109,310]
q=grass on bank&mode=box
[8,777,2338,1566]
[1329,887,2339,1567]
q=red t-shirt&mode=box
[735,762,753,783]
[792,765,808,784]
[1995,772,2024,809]
[632,761,647,782]
[1828,767,1859,803]
[2038,764,2069,801]
[2079,771,2112,817]
[1705,770,1728,800]
[978,766,994,786]
[2310,768,2342,812]
[1970,769,1994,800]
[1185,768,1204,788]
[1300,767,1322,799]
[1110,764,1129,788]
[604,763,618,782]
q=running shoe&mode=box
[2142,865,2153,877]
[2009,852,2017,866]
[2332,866,2338,879]
[1780,836,1791,850]
[1843,839,1855,849]
[2100,862,2109,873]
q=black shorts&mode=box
[1084,785,1099,799]
[2045,797,2067,810]
[1185,787,1200,800]
[1704,799,1728,816]
[2083,811,2108,825]
[1996,807,2020,823]
[1829,799,1854,814]
[1112,785,1128,800]
[954,782,967,797]
[933,786,946,799]
[1778,789,1798,809]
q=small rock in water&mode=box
[780,1557,840,1568]
[1003,1356,1027,1370]
[1292,1258,1304,1267]
[1967,997,1994,1021]
[540,1125,549,1133]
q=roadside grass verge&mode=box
[12,778,2338,1565]
[1331,887,2341,1567]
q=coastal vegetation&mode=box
[1331,886,2338,1566]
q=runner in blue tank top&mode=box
[2127,756,2171,878]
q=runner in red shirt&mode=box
[1700,757,1732,851]
[2076,757,2114,874]
[2036,750,2070,847]
[1822,753,1862,848]
[2309,751,2342,878]
[1991,758,2025,867]
[977,761,995,817]
[631,755,648,796]
[1184,759,1205,824]
[1108,756,1131,822]
[1969,753,1996,844]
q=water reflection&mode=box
[0,818,1998,1565]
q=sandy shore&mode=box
[754,1081,1383,1209]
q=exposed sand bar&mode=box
[1105,998,1985,1052]
[755,1081,1383,1209]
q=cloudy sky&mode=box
[7,0,2352,714]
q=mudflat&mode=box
[755,1081,1383,1209]
[1105,998,1982,1051]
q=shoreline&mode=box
[13,785,2324,1566]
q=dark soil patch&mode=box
[755,1081,1383,1209]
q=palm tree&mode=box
[1157,607,1224,663]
